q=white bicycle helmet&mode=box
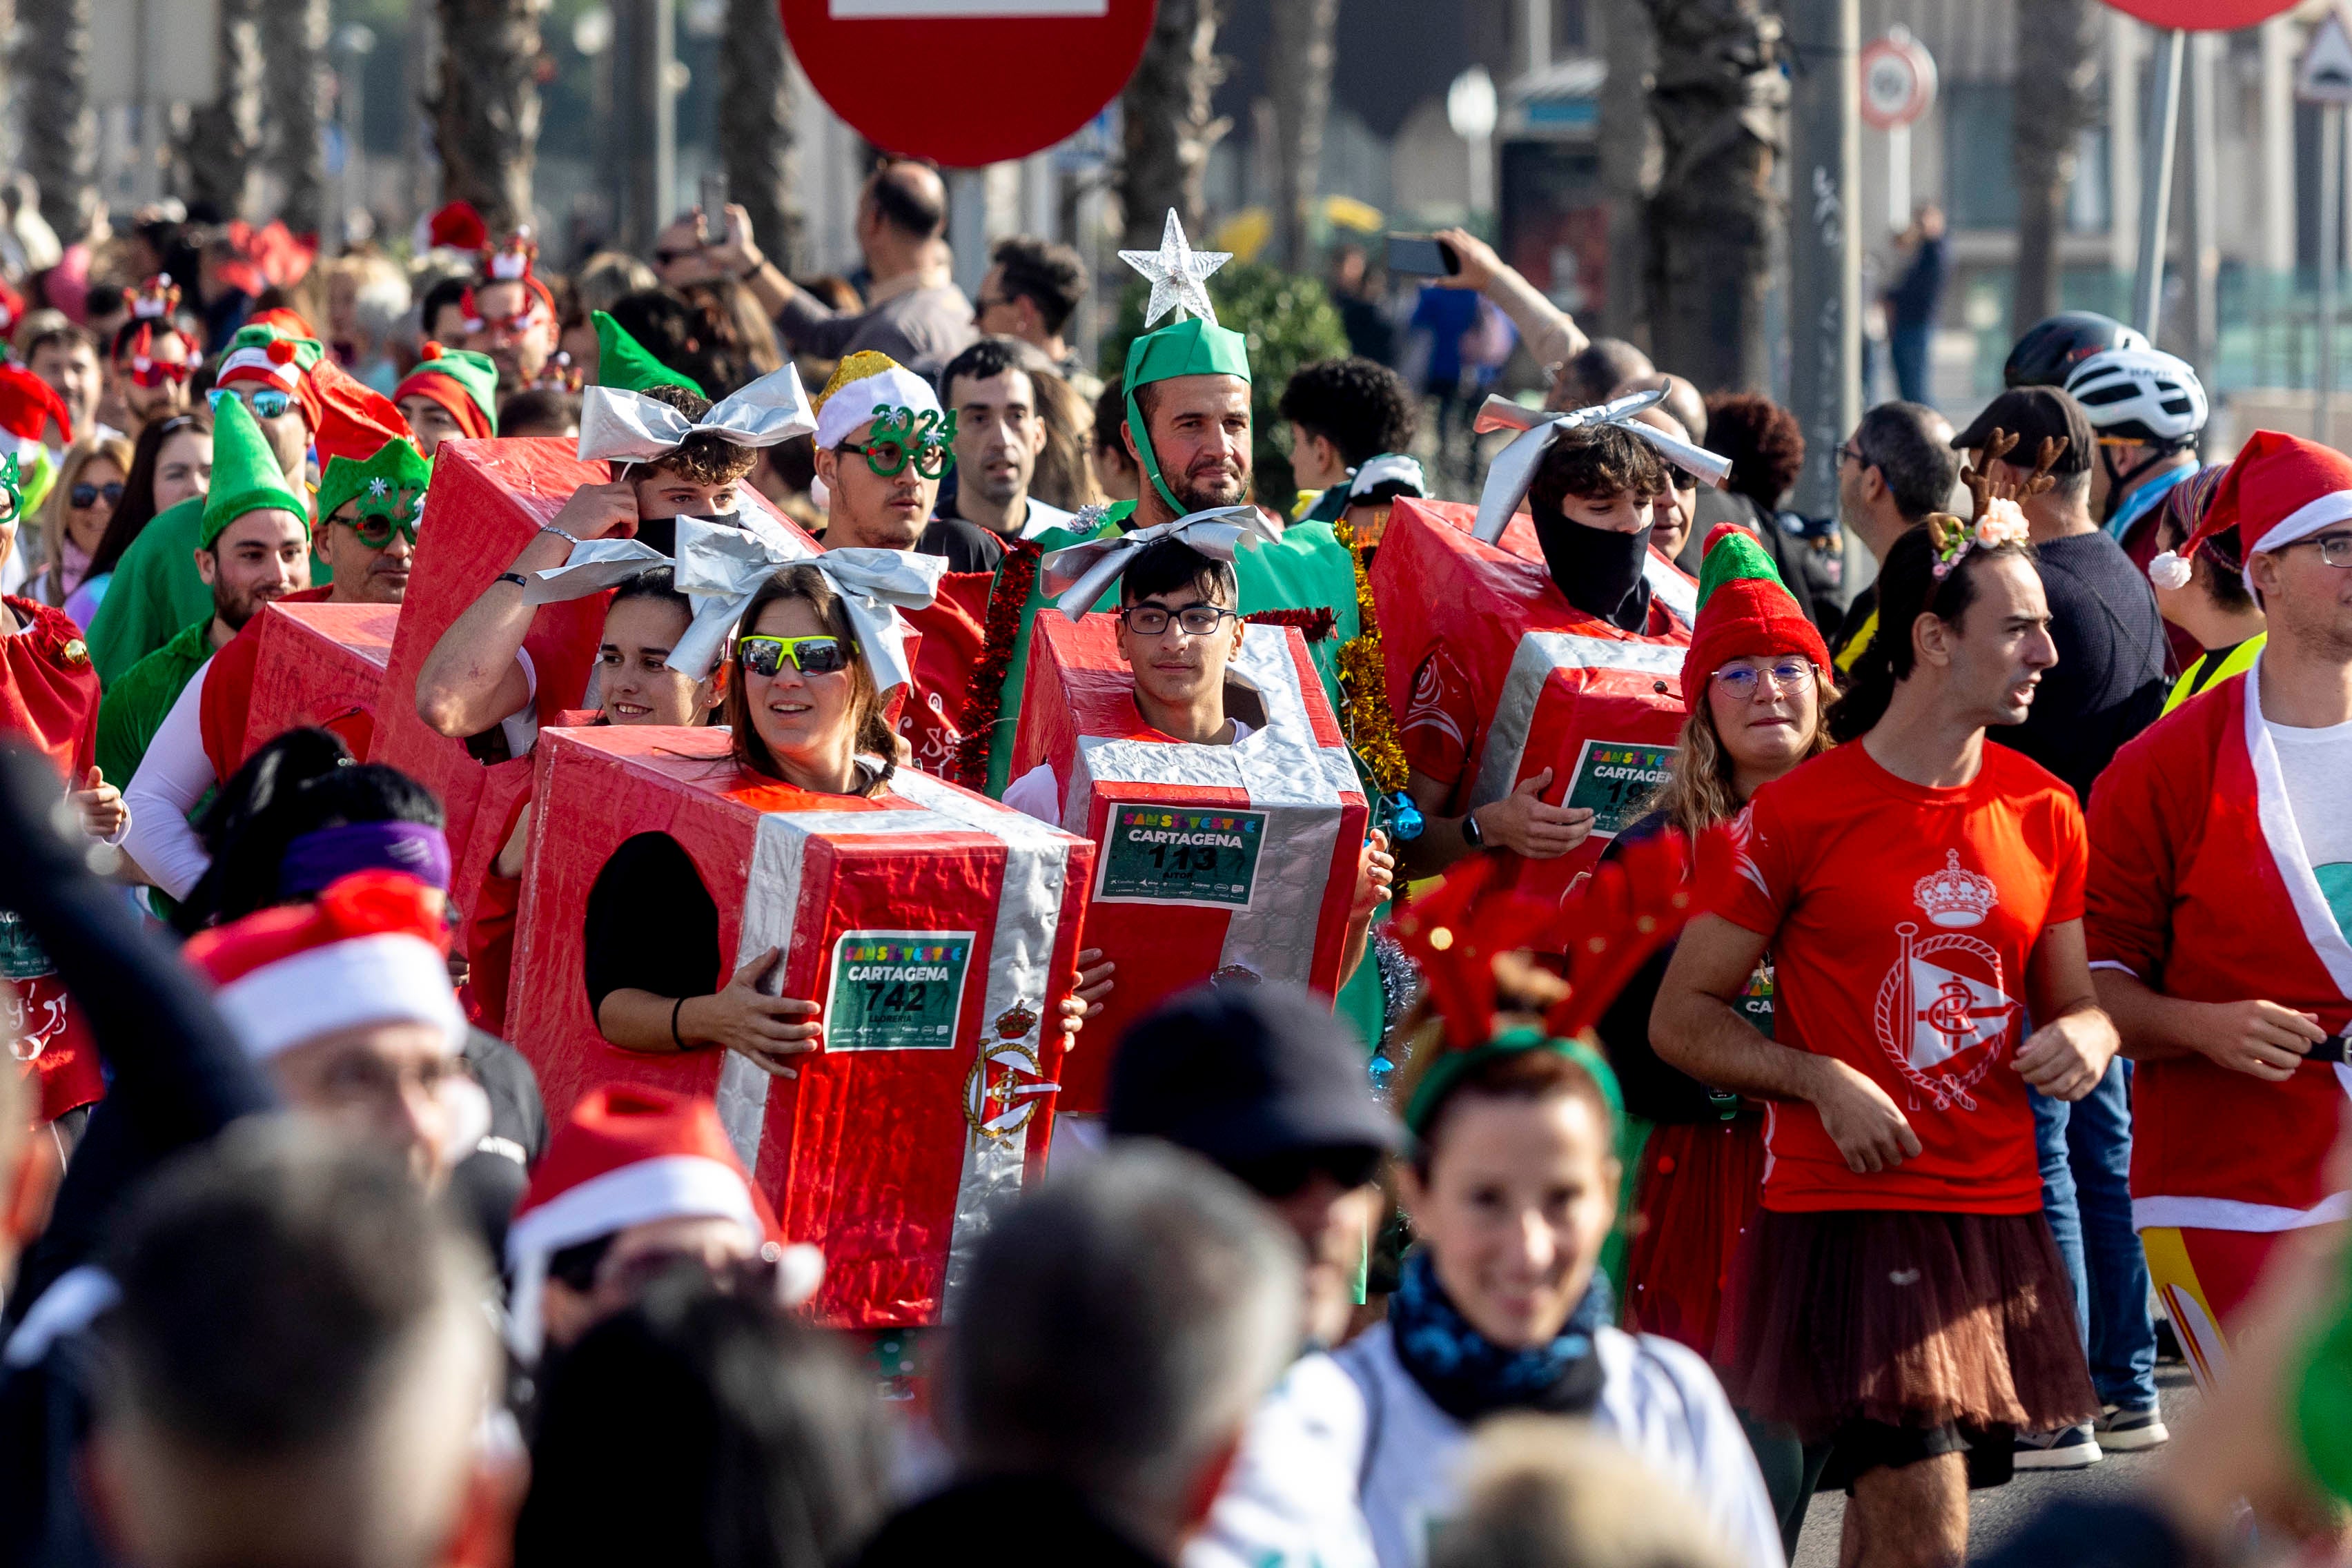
[2063,348,2208,445]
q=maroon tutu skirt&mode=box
[1713,1208,2097,1443]
[1623,1116,1766,1357]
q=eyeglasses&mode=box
[1836,442,1872,469]
[208,385,293,421]
[125,358,191,388]
[596,1239,791,1304]
[738,634,848,676]
[1671,469,1698,493]
[1117,602,1235,637]
[1710,659,1816,696]
[69,481,123,510]
[340,513,418,550]
[2286,531,2352,569]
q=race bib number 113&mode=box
[1097,806,1266,908]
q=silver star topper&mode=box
[366,477,390,496]
[1119,209,1231,330]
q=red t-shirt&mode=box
[1712,740,2087,1215]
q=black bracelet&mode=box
[496,571,529,590]
[671,995,688,1050]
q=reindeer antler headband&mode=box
[1929,429,2053,580]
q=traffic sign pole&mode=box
[1859,28,1934,237]
[1787,0,1860,523]
[2133,28,2186,340]
[2324,104,2340,444]
[1888,123,1908,233]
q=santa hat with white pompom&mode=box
[2150,430,2352,592]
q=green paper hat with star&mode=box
[316,436,431,534]
[594,311,704,398]
[1119,210,1252,515]
[201,391,311,549]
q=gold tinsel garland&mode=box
[1333,507,1409,794]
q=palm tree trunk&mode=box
[1640,0,1783,392]
[182,0,262,219]
[14,0,96,244]
[1268,0,1338,273]
[721,0,799,274]
[261,0,329,235]
[2010,0,2101,335]
[1597,0,1656,340]
[431,0,541,236]
[1118,0,1229,251]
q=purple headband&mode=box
[280,821,453,901]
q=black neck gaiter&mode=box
[1535,516,1654,631]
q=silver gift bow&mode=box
[1039,504,1271,620]
[1471,386,1734,544]
[577,364,817,467]
[673,520,942,691]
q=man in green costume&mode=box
[97,395,317,787]
[981,210,1381,1048]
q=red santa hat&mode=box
[427,200,491,254]
[0,362,72,446]
[503,1084,821,1362]
[182,870,467,1064]
[2151,429,2352,590]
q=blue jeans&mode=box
[2032,1059,2159,1412]
[1888,321,1932,404]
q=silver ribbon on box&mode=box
[520,516,939,689]
[1039,504,1271,620]
[577,362,817,466]
[1471,386,1734,544]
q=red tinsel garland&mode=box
[952,538,1042,790]
[1241,605,1337,641]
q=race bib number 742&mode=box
[825,930,975,1050]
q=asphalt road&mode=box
[1792,1364,2198,1565]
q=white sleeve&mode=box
[498,645,541,758]
[121,660,222,902]
[999,762,1064,826]
[1185,1354,1377,1568]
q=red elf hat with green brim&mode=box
[1678,522,1832,707]
[393,342,500,440]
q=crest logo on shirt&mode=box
[1870,854,2019,1111]
[1913,850,1999,928]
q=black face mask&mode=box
[1533,513,1654,631]
[631,510,743,558]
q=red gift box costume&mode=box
[503,725,1092,1326]
[1007,611,1366,1111]
[1378,496,1695,887]
[0,594,105,1121]
[220,600,398,769]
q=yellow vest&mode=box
[1833,607,1878,675]
[2162,634,2264,716]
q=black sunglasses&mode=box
[70,481,124,509]
[1226,1144,1385,1199]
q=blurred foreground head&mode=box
[87,1123,506,1568]
[1430,1415,1740,1568]
[943,1144,1302,1558]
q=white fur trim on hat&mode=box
[214,346,305,392]
[211,932,467,1063]
[2148,550,2193,591]
[503,1153,766,1362]
[813,366,941,451]
[2251,489,2352,556]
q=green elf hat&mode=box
[1118,210,1251,516]
[1678,522,1832,708]
[392,342,500,440]
[316,436,431,534]
[594,311,703,398]
[200,392,311,549]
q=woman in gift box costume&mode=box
[579,557,1094,1072]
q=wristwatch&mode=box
[1461,810,1485,849]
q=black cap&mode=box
[1106,981,1404,1170]
[2003,310,2139,389]
[1950,386,2093,475]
